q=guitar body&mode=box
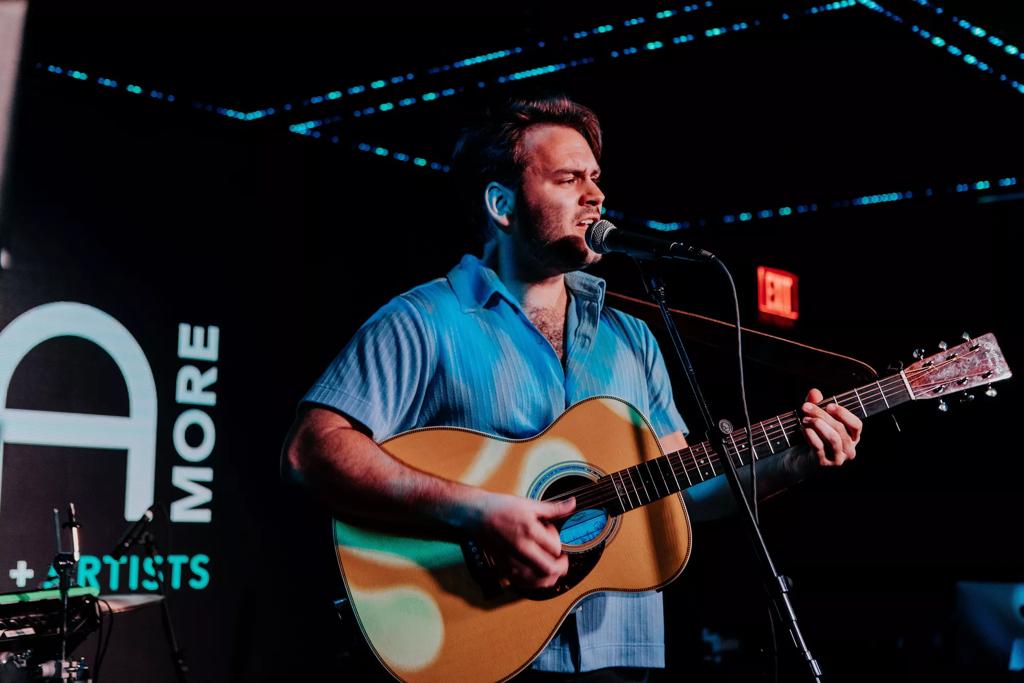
[333,396,692,683]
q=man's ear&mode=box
[484,181,515,230]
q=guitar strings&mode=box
[562,358,983,509]
[545,357,988,512]
[548,378,902,509]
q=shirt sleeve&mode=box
[301,295,436,440]
[640,321,689,438]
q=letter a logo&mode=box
[0,302,158,520]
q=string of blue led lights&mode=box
[300,1,862,128]
[354,143,450,172]
[39,0,1022,132]
[858,0,1024,96]
[282,1,859,136]
[909,0,1024,64]
[611,174,1018,231]
[31,3,1020,233]
[333,139,1021,229]
[32,2,722,125]
[324,130,1019,231]
[277,0,1021,231]
[35,1,859,129]
[35,1,857,128]
[249,1,719,120]
[38,64,179,104]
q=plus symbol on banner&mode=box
[8,561,34,588]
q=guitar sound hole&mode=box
[518,474,610,600]
[559,509,608,546]
[542,475,611,550]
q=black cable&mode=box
[145,530,190,682]
[92,502,173,681]
[767,604,779,683]
[631,256,782,678]
[92,600,104,680]
[714,259,788,680]
[99,599,114,670]
[712,259,758,524]
[94,598,114,681]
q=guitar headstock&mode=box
[904,333,1012,402]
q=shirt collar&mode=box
[447,252,607,313]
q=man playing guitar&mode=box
[281,95,862,682]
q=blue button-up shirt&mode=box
[304,254,687,672]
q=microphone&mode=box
[585,219,716,262]
[110,505,157,556]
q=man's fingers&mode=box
[515,538,565,578]
[825,402,863,444]
[537,497,575,521]
[801,392,861,467]
[820,421,848,466]
[507,555,565,589]
[530,521,564,558]
[803,416,851,465]
[803,391,862,443]
[529,498,572,556]
[479,494,574,589]
[802,423,832,466]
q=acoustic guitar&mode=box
[332,333,1011,682]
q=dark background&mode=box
[0,1,1021,680]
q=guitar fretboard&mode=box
[569,371,914,515]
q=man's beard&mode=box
[516,200,600,277]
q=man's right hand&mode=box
[474,493,576,590]
[284,407,578,590]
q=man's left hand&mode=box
[800,388,863,467]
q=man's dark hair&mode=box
[452,95,603,238]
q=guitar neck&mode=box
[584,371,914,515]
[559,331,1010,516]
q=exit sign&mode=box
[758,266,799,322]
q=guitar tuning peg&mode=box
[937,399,949,413]
[938,340,948,351]
[959,393,975,404]
[961,332,971,341]
[912,348,926,360]
[985,385,998,398]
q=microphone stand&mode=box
[637,260,823,682]
[52,503,81,678]
[141,531,190,683]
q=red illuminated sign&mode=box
[758,266,799,321]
